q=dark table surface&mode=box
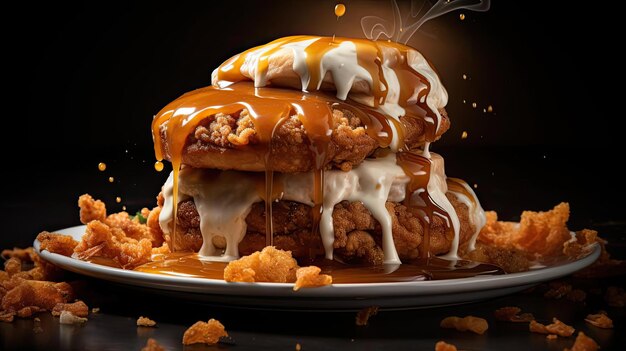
[2,146,625,351]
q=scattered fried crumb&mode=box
[224,246,298,283]
[294,266,332,291]
[463,244,529,273]
[52,300,88,317]
[564,331,599,351]
[605,286,626,307]
[182,319,228,345]
[585,312,613,329]
[440,316,488,335]
[547,334,557,340]
[355,306,379,326]
[142,338,165,351]
[494,306,534,322]
[478,203,572,257]
[1,247,35,261]
[137,316,157,327]
[529,318,574,337]
[78,194,106,224]
[295,343,302,351]
[0,310,15,322]
[545,281,572,299]
[91,307,100,313]
[17,306,42,317]
[435,341,458,351]
[1,279,73,314]
[36,232,78,257]
[59,310,87,324]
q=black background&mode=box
[1,0,623,249]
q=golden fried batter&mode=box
[463,243,529,273]
[182,319,228,345]
[73,221,152,269]
[529,318,574,337]
[142,338,165,351]
[585,312,613,329]
[355,306,379,326]
[1,278,73,314]
[52,300,88,317]
[78,194,107,224]
[435,341,458,351]
[224,246,298,283]
[293,266,332,291]
[36,232,78,257]
[565,332,599,351]
[137,316,157,327]
[440,316,488,335]
[494,306,534,322]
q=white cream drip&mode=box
[159,153,465,264]
[448,181,486,252]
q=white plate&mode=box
[34,225,600,310]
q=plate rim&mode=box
[34,225,601,298]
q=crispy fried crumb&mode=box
[1,279,73,313]
[3,257,21,276]
[91,307,100,313]
[435,341,457,351]
[494,306,534,322]
[224,246,298,283]
[79,194,107,224]
[294,266,332,291]
[137,316,157,327]
[0,310,15,322]
[529,318,574,337]
[182,319,228,345]
[52,300,88,317]
[355,306,379,326]
[440,316,488,335]
[564,331,599,351]
[36,232,78,257]
[16,306,42,318]
[545,281,572,299]
[605,286,626,307]
[547,334,557,340]
[142,338,165,351]
[73,220,152,269]
[1,247,35,261]
[478,203,572,257]
[463,244,529,273]
[59,310,87,324]
[585,312,613,329]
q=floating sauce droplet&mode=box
[154,161,164,172]
[116,197,121,203]
[461,131,468,139]
[98,162,106,171]
[122,206,127,211]
[108,177,114,183]
[335,3,346,18]
[459,13,466,21]
[472,102,477,108]
[487,105,493,113]
[462,74,467,80]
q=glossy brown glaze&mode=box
[134,253,504,283]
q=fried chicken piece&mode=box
[585,312,613,329]
[440,316,488,335]
[182,319,228,345]
[147,206,164,246]
[355,306,379,326]
[142,338,166,351]
[293,266,332,291]
[52,300,88,318]
[78,194,106,224]
[435,341,458,351]
[1,278,73,313]
[151,243,171,256]
[494,306,534,322]
[529,318,574,337]
[224,246,298,283]
[36,232,78,257]
[137,316,157,327]
[73,221,152,269]
[478,203,572,257]
[0,270,8,282]
[605,286,626,307]
[59,310,87,324]
[105,210,163,247]
[463,243,530,273]
[565,332,599,351]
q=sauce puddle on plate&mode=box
[132,253,504,283]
